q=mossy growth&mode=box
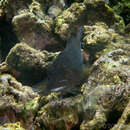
[109,0,130,25]
[0,122,25,130]
[19,97,39,119]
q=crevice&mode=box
[101,110,123,130]
[66,0,84,7]
[0,16,19,61]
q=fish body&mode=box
[47,27,84,91]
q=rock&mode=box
[0,0,129,129]
[55,2,86,39]
[5,43,51,84]
[80,25,130,129]
[82,22,112,62]
[35,83,130,130]
[0,0,65,51]
[12,11,59,50]
[35,95,83,130]
[80,84,130,130]
[83,23,111,46]
[109,0,130,25]
[48,5,62,18]
[0,0,31,19]
[0,73,39,129]
[0,122,25,130]
[55,0,124,39]
[82,33,130,91]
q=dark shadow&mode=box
[101,110,122,130]
[0,16,19,60]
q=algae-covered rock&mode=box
[35,95,83,130]
[5,43,60,85]
[79,25,130,129]
[82,23,113,62]
[12,11,59,50]
[55,0,124,39]
[82,29,130,89]
[109,0,130,25]
[0,73,39,129]
[0,0,130,129]
[83,23,111,46]
[0,122,25,130]
[5,43,49,84]
[55,2,86,39]
[0,0,31,19]
[80,84,130,130]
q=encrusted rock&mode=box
[5,43,58,84]
[0,122,25,130]
[55,0,124,39]
[0,0,129,130]
[12,10,59,50]
[0,0,31,19]
[109,0,130,25]
[0,73,39,129]
[35,95,83,130]
[80,84,130,130]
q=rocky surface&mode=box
[0,122,25,130]
[0,73,39,129]
[0,0,129,130]
[5,43,61,85]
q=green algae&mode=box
[110,0,130,25]
[0,122,25,130]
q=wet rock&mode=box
[55,2,86,39]
[5,43,58,84]
[85,37,130,89]
[109,0,130,25]
[0,0,31,19]
[55,0,124,39]
[82,23,113,62]
[80,25,130,129]
[35,95,83,130]
[80,84,130,130]
[12,11,59,50]
[0,73,39,129]
[48,5,62,18]
[0,122,25,130]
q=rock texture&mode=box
[5,43,59,84]
[0,0,129,130]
